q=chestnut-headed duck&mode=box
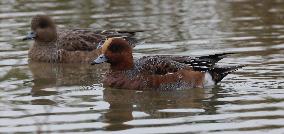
[91,38,244,90]
[23,15,142,63]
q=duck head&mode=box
[23,15,57,43]
[91,38,134,70]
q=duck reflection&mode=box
[28,61,108,97]
[101,87,219,131]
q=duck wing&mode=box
[136,56,190,75]
[94,29,144,48]
[136,53,236,74]
[57,29,143,51]
[156,53,234,66]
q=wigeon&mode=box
[23,15,142,63]
[91,38,244,90]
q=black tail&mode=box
[209,65,245,83]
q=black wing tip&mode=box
[193,52,236,67]
[173,52,236,69]
[198,52,235,59]
[117,30,146,35]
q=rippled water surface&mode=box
[1,0,284,133]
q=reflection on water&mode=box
[28,62,106,90]
[102,88,209,131]
[0,0,284,133]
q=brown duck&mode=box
[23,15,142,63]
[91,37,244,90]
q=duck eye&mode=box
[39,20,49,28]
[109,44,123,52]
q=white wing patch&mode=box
[203,72,215,87]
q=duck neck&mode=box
[35,28,58,45]
[35,39,57,47]
[110,55,134,71]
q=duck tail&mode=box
[209,65,245,83]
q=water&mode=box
[1,0,284,133]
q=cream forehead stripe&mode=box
[101,38,113,54]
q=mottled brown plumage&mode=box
[91,38,244,90]
[24,15,141,63]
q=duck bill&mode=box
[23,31,36,41]
[91,54,108,65]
